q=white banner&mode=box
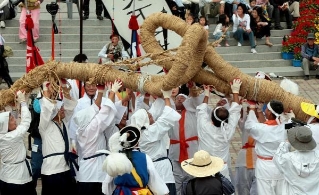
[102,0,182,74]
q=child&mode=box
[213,14,230,47]
[185,13,195,25]
[199,16,209,36]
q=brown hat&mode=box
[287,126,317,151]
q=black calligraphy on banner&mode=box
[122,0,170,49]
[123,0,152,20]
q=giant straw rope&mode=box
[0,13,313,121]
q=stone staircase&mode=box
[0,2,304,82]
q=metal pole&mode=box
[79,0,83,98]
[161,7,168,50]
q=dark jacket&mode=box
[186,176,223,195]
[301,43,319,61]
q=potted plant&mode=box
[281,36,294,60]
[292,47,302,67]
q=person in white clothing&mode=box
[300,102,319,150]
[196,78,242,180]
[169,85,204,195]
[130,89,181,195]
[274,126,319,195]
[39,80,78,195]
[0,91,36,195]
[73,80,123,195]
[245,99,286,195]
[102,125,169,195]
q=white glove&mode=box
[161,89,172,99]
[203,85,210,97]
[285,110,295,119]
[111,79,123,93]
[230,78,242,94]
[43,81,50,91]
[16,90,26,103]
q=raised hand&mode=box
[111,79,123,93]
[230,78,242,94]
[16,90,26,103]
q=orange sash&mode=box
[76,80,85,98]
[170,110,198,163]
[242,136,255,169]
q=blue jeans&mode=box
[214,31,230,41]
[233,28,256,48]
[31,137,43,188]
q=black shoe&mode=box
[304,75,310,80]
[274,26,284,30]
[97,15,103,20]
[83,15,89,20]
[316,75,319,79]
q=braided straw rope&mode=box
[0,13,313,121]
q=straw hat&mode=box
[181,150,224,177]
[287,126,316,151]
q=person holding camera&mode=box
[98,34,129,64]
[301,101,319,150]
[245,99,286,195]
[273,126,319,194]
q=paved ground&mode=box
[1,76,319,194]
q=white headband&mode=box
[267,102,281,124]
[213,106,228,142]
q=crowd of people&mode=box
[1,65,319,195]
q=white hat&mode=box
[130,109,150,130]
[280,78,299,95]
[255,71,272,81]
[181,150,224,177]
[0,111,10,135]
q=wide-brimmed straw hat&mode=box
[181,150,224,177]
[287,126,317,151]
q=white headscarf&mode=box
[130,109,150,130]
[213,106,228,142]
[267,102,281,124]
[0,111,10,136]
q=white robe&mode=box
[138,106,181,184]
[245,110,286,194]
[74,99,117,182]
[102,152,169,195]
[274,142,319,195]
[196,102,242,179]
[39,98,77,175]
[0,104,32,184]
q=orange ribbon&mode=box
[170,110,198,163]
[242,136,255,169]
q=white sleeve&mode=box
[213,23,223,35]
[225,102,242,140]
[39,98,56,131]
[273,142,291,174]
[98,45,108,59]
[121,47,130,60]
[102,174,116,195]
[62,98,78,123]
[146,154,170,194]
[244,110,267,140]
[135,95,150,111]
[142,106,181,143]
[245,14,251,30]
[196,103,213,134]
[232,14,239,32]
[3,104,31,141]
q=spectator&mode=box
[288,0,300,21]
[213,14,230,47]
[198,15,209,35]
[83,0,103,20]
[185,13,195,25]
[0,0,10,28]
[181,150,234,195]
[183,0,200,22]
[255,0,274,22]
[269,0,292,29]
[232,3,257,53]
[167,0,186,20]
[98,34,129,64]
[300,102,319,149]
[18,0,43,44]
[250,6,273,47]
[301,33,319,80]
[0,35,13,88]
[274,126,319,194]
[200,0,224,19]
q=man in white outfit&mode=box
[73,80,124,195]
[39,80,78,195]
[130,89,181,195]
[196,78,242,180]
[0,91,36,195]
[169,85,204,195]
[274,126,319,194]
[245,99,286,195]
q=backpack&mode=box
[3,46,13,58]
